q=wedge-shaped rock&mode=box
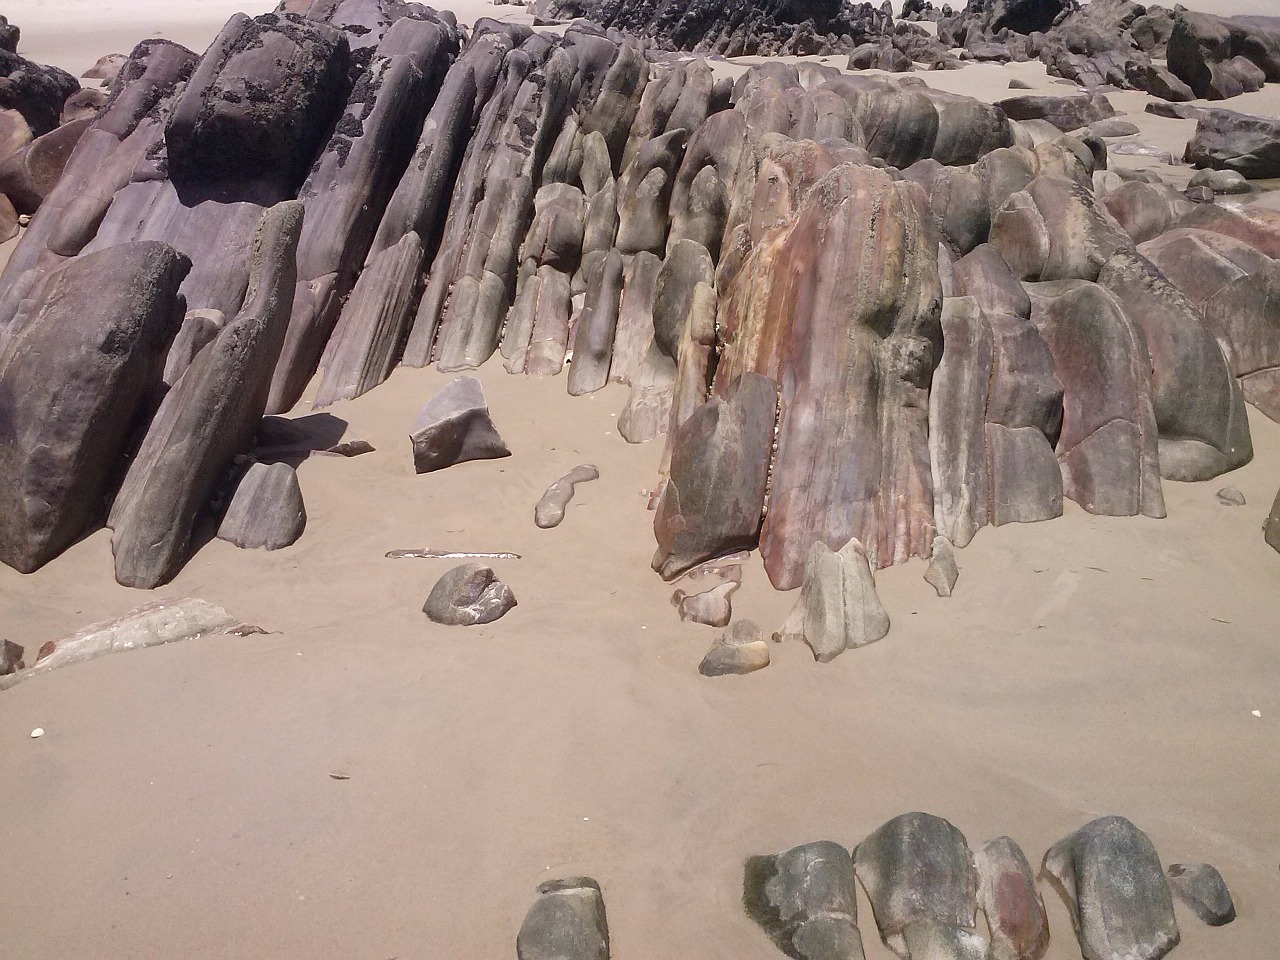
[0,241,189,573]
[423,563,516,626]
[774,538,890,663]
[744,840,865,959]
[1268,487,1280,554]
[1203,261,1280,422]
[516,876,609,960]
[1042,816,1179,960]
[675,580,738,627]
[1166,863,1235,927]
[976,837,1049,960]
[699,620,770,678]
[111,202,303,588]
[652,373,776,581]
[410,376,510,474]
[535,464,599,529]
[853,812,979,959]
[217,461,306,550]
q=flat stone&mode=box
[410,377,511,474]
[924,537,959,597]
[517,876,609,960]
[535,464,599,528]
[1166,862,1235,926]
[1215,487,1246,506]
[699,620,770,677]
[1089,119,1140,138]
[675,580,739,627]
[423,563,516,626]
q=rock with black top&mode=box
[1166,863,1235,927]
[423,563,517,626]
[216,461,306,550]
[1183,108,1280,180]
[744,840,864,957]
[0,46,79,137]
[516,876,609,960]
[409,376,511,474]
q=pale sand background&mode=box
[1,2,1280,958]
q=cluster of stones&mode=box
[1,0,1278,597]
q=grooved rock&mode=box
[853,812,979,958]
[535,464,599,528]
[217,461,306,550]
[774,537,890,663]
[0,241,190,573]
[1042,817,1179,960]
[975,837,1049,960]
[516,876,609,960]
[744,840,864,958]
[410,376,510,474]
[423,563,516,626]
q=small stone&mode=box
[535,464,600,528]
[1166,863,1235,926]
[924,536,959,597]
[217,462,306,550]
[517,876,609,960]
[675,580,738,627]
[323,439,375,457]
[1215,487,1245,506]
[699,620,770,677]
[1,639,24,676]
[30,728,43,738]
[423,564,516,626]
[410,377,511,474]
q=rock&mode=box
[1,639,24,675]
[901,919,989,960]
[82,53,128,83]
[774,537,890,663]
[1008,79,1033,90]
[1216,487,1246,506]
[976,837,1049,960]
[0,598,247,691]
[110,202,302,589]
[1101,181,1194,246]
[0,241,190,574]
[60,87,108,125]
[743,840,863,957]
[1184,108,1280,180]
[924,537,958,597]
[322,439,375,457]
[1187,169,1247,195]
[995,94,1114,133]
[853,812,979,957]
[1042,816,1180,960]
[1088,119,1139,138]
[423,563,517,626]
[410,376,511,474]
[699,620,770,677]
[990,176,1131,283]
[1203,261,1280,421]
[1166,10,1278,101]
[1268,488,1280,554]
[163,310,225,388]
[0,47,80,137]
[652,373,777,580]
[535,464,600,528]
[516,876,609,960]
[1166,863,1235,926]
[675,580,738,627]
[216,461,306,550]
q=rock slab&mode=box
[410,376,511,474]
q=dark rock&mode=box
[1183,108,1280,180]
[0,47,80,137]
[744,840,863,957]
[216,461,306,550]
[1,638,23,675]
[410,376,511,474]
[1042,816,1179,960]
[1268,488,1280,554]
[996,94,1114,132]
[423,562,517,626]
[1166,863,1235,926]
[1144,101,1201,120]
[924,536,958,597]
[774,537,890,662]
[1187,168,1249,195]
[1215,487,1246,506]
[674,580,738,627]
[975,836,1049,960]
[699,620,770,677]
[0,241,190,574]
[535,464,599,528]
[853,812,979,956]
[516,876,608,960]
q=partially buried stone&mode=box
[217,461,306,550]
[975,836,1049,960]
[743,840,863,958]
[517,876,609,960]
[1,639,24,676]
[774,538,890,662]
[423,563,516,626]
[699,620,770,677]
[924,536,959,597]
[1166,863,1235,926]
[410,377,511,474]
[535,464,600,528]
[1215,487,1245,506]
[1188,169,1249,195]
[675,580,738,627]
[1267,488,1280,554]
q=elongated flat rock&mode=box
[535,464,599,528]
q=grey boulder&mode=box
[517,876,609,960]
[1166,862,1235,926]
[774,538,890,663]
[744,840,864,958]
[217,461,306,550]
[410,376,511,474]
[423,563,516,626]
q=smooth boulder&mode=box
[423,563,516,626]
[516,877,609,960]
[216,461,306,550]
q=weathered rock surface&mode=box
[744,840,864,957]
[0,46,80,137]
[1167,11,1280,101]
[975,836,1049,960]
[1183,107,1280,180]
[996,94,1114,133]
[924,537,958,597]
[516,876,609,960]
[1042,816,1180,960]
[216,461,306,550]
[774,538,890,663]
[410,376,511,474]
[699,620,770,677]
[535,464,599,528]
[1166,863,1235,927]
[990,176,1131,283]
[423,563,517,625]
[675,580,738,627]
[1203,261,1280,422]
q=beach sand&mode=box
[1,2,1279,958]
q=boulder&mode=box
[1166,863,1235,927]
[744,840,864,957]
[774,537,890,663]
[1203,261,1280,422]
[1101,181,1194,246]
[995,94,1114,133]
[216,461,306,550]
[1187,168,1249,195]
[0,241,190,573]
[1183,108,1280,180]
[423,563,517,626]
[535,464,599,528]
[675,580,738,627]
[975,837,1049,960]
[0,47,80,137]
[410,376,511,474]
[516,877,609,960]
[990,176,1131,283]
[699,620,771,677]
[924,537,958,597]
[1167,11,1276,100]
[1042,816,1179,960]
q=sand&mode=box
[2,2,1280,958]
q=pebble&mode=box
[30,727,44,738]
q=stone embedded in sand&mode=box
[217,462,306,550]
[535,464,600,529]
[1042,816,1180,960]
[423,563,516,626]
[1187,168,1249,195]
[924,537,959,597]
[853,812,979,958]
[1215,487,1246,506]
[743,840,864,958]
[1166,863,1235,927]
[1183,108,1280,181]
[1,639,24,676]
[975,837,1049,960]
[699,620,770,677]
[0,46,79,137]
[410,376,511,474]
[0,241,190,575]
[1101,181,1194,246]
[774,538,890,663]
[516,876,609,960]
[674,580,739,628]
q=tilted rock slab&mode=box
[516,876,609,960]
[217,461,306,550]
[744,840,865,960]
[410,376,511,473]
[774,538,890,663]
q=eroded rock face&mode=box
[744,840,864,959]
[410,376,511,474]
[217,461,306,550]
[1042,816,1180,960]
[516,877,609,960]
[1167,11,1280,101]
